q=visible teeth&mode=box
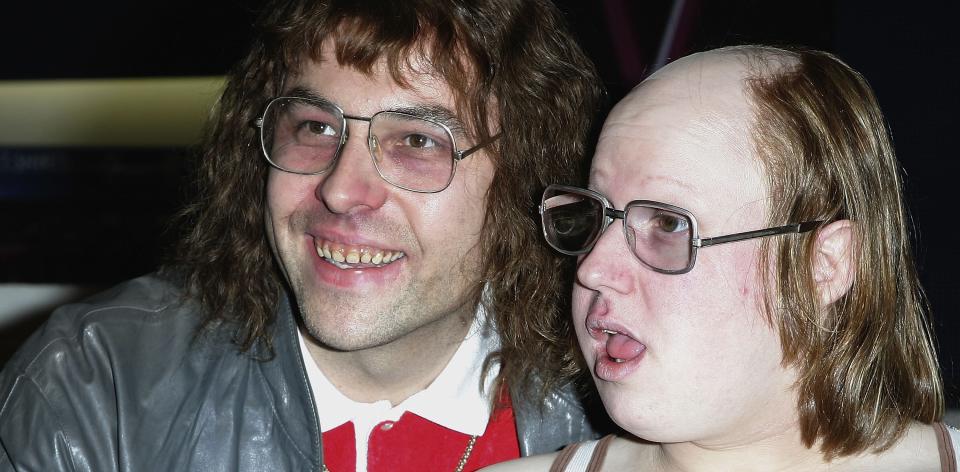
[602,329,617,335]
[346,251,360,264]
[314,238,405,268]
[613,357,624,363]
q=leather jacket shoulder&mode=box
[512,377,606,457]
[0,273,600,471]
[0,274,321,471]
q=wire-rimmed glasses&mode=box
[255,96,500,193]
[540,184,822,274]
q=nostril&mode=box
[316,152,390,215]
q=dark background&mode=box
[2,1,957,405]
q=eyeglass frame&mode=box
[254,96,502,193]
[540,184,823,275]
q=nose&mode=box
[316,125,389,214]
[575,221,636,295]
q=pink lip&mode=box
[583,295,646,382]
[593,343,645,382]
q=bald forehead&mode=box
[590,49,770,204]
[613,50,754,130]
[598,52,757,174]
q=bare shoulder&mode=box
[481,436,656,472]
[479,451,559,471]
[600,436,659,471]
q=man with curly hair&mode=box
[0,0,605,471]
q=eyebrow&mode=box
[282,86,468,135]
[284,87,329,103]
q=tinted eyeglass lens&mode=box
[542,189,605,254]
[624,205,693,272]
[263,98,344,173]
[369,112,455,192]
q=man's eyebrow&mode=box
[390,105,467,135]
[281,87,468,135]
[284,87,330,103]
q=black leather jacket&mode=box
[0,274,600,471]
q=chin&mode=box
[595,386,673,442]
[303,318,390,351]
[299,301,388,349]
[595,382,637,420]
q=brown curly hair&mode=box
[168,0,603,397]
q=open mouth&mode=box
[590,325,647,382]
[314,237,406,269]
[583,298,646,381]
[597,327,646,364]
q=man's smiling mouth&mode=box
[314,237,406,269]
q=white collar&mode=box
[297,305,501,436]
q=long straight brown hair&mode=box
[742,45,943,458]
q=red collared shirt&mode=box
[299,308,518,471]
[322,389,519,471]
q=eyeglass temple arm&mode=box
[696,220,822,248]
[456,132,503,160]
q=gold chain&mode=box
[320,434,480,472]
[454,434,479,472]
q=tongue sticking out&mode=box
[606,333,645,362]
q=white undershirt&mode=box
[297,306,500,472]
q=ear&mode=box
[811,220,856,307]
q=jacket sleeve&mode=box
[0,373,79,471]
[0,441,14,472]
[0,297,126,472]
[511,379,614,456]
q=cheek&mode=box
[571,283,595,325]
[670,252,774,366]
[419,167,493,256]
[264,174,286,238]
[409,196,486,263]
[727,245,768,317]
[459,163,494,222]
[265,172,292,214]
[644,246,760,329]
[265,171,319,222]
[697,242,766,306]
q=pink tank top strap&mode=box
[549,441,584,472]
[935,422,957,472]
[584,434,616,472]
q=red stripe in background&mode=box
[602,0,648,87]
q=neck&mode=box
[629,420,939,472]
[652,418,835,472]
[301,305,476,406]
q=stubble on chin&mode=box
[295,280,406,352]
